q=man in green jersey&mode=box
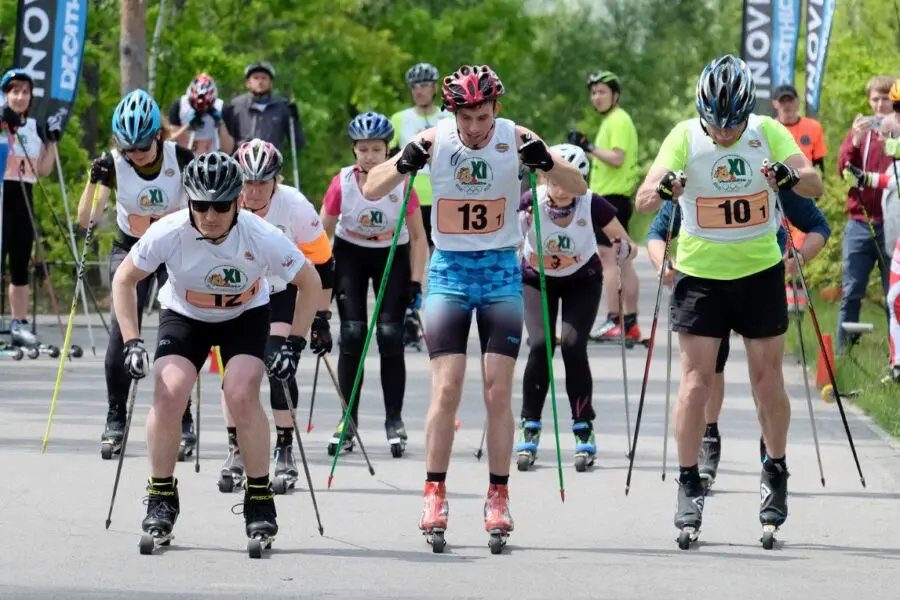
[635,55,823,547]
[569,71,641,341]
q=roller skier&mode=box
[167,72,234,154]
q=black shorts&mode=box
[715,335,730,374]
[670,262,788,340]
[1,181,35,286]
[604,194,632,232]
[154,304,272,372]
[269,285,297,324]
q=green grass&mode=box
[785,291,900,438]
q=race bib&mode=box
[185,279,261,309]
[696,190,769,229]
[345,229,394,242]
[527,252,580,271]
[436,197,506,234]
[4,155,36,183]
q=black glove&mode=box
[44,112,63,142]
[90,153,113,186]
[265,334,306,380]
[396,139,431,174]
[1,105,21,133]
[657,170,685,202]
[567,129,595,153]
[406,281,422,310]
[209,105,223,126]
[519,134,554,172]
[767,160,800,190]
[123,338,149,380]
[309,311,332,355]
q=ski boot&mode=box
[484,484,513,554]
[218,443,245,493]
[419,480,449,553]
[271,443,299,494]
[177,419,196,462]
[327,420,355,456]
[100,419,125,460]
[139,478,179,555]
[573,421,596,472]
[386,418,408,458]
[698,433,721,491]
[403,308,422,351]
[243,479,278,559]
[515,420,541,471]
[9,320,40,359]
[759,460,789,550]
[674,470,705,550]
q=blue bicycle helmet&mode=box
[0,69,34,93]
[348,112,394,142]
[695,55,756,128]
[111,89,161,150]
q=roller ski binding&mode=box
[271,443,299,494]
[385,418,408,458]
[515,419,541,471]
[243,480,278,559]
[674,471,705,550]
[403,308,423,352]
[35,343,62,358]
[9,320,40,359]
[139,479,179,555]
[573,421,596,472]
[484,484,513,555]
[698,433,721,491]
[100,420,125,460]
[177,419,196,462]
[419,481,449,553]
[327,421,355,457]
[218,443,245,493]
[759,461,789,550]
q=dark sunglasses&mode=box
[190,200,233,213]
[121,139,155,153]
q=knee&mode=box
[559,330,586,359]
[750,369,785,403]
[376,321,404,357]
[223,376,262,420]
[269,375,297,410]
[680,370,713,408]
[484,372,513,408]
[340,321,367,355]
[433,372,463,410]
[153,373,190,418]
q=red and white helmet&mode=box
[236,138,283,181]
[187,73,218,111]
[441,65,504,113]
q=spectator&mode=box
[835,75,896,351]
[167,73,233,154]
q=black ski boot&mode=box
[759,459,789,549]
[139,478,179,555]
[178,417,196,462]
[386,418,408,458]
[244,478,278,558]
[272,443,299,494]
[674,468,705,550]
[100,417,125,460]
[698,432,721,490]
[327,420,355,456]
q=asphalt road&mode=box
[1,255,898,600]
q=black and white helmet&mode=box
[406,62,439,86]
[183,152,244,203]
[235,139,283,181]
[695,55,757,128]
[551,143,590,179]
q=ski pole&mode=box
[474,418,487,460]
[529,169,565,502]
[281,378,324,535]
[305,354,321,432]
[615,250,633,458]
[105,378,140,529]
[194,375,201,474]
[187,131,195,152]
[326,166,421,488]
[42,185,106,453]
[661,287,673,482]
[625,173,683,495]
[321,354,375,476]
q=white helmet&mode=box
[551,143,590,179]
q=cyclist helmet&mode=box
[187,73,218,111]
[348,112,394,142]
[586,70,620,95]
[406,63,440,86]
[184,152,244,204]
[0,69,34,93]
[441,65,504,112]
[112,89,161,150]
[235,139,283,181]
[551,143,590,179]
[695,54,757,128]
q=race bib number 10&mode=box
[436,197,506,234]
[696,190,769,229]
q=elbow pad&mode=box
[314,257,335,290]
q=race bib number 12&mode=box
[436,197,506,234]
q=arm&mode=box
[600,217,638,261]
[837,127,862,173]
[646,201,681,242]
[36,142,57,177]
[636,166,679,213]
[77,181,112,229]
[589,147,624,168]
[288,262,322,340]
[319,174,342,235]
[782,154,825,198]
[406,203,428,283]
[363,128,437,199]
[111,254,155,342]
[516,125,587,196]
[218,122,234,154]
[780,194,829,268]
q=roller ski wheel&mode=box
[26,346,39,360]
[390,441,405,458]
[574,454,593,472]
[425,529,447,553]
[138,530,173,555]
[0,347,24,360]
[677,526,700,550]
[327,437,354,457]
[247,533,274,559]
[100,442,119,460]
[218,471,244,493]
[100,423,124,460]
[820,384,835,403]
[488,529,509,555]
[760,524,778,550]
[516,452,534,472]
[38,344,60,358]
[271,473,297,495]
[177,439,195,462]
[70,345,83,358]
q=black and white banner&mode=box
[804,0,836,117]
[13,0,88,137]
[740,0,802,115]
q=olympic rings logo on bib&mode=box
[696,189,769,229]
[185,278,261,309]
[436,197,506,234]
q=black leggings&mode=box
[333,236,410,424]
[1,181,35,286]
[521,275,602,423]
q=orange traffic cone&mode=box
[815,334,835,389]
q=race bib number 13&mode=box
[696,190,769,229]
[436,197,506,234]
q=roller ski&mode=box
[674,471,705,550]
[243,480,278,559]
[327,421,355,457]
[484,484,513,555]
[759,461,789,550]
[218,443,245,493]
[403,308,423,352]
[139,478,179,555]
[271,443,299,494]
[515,419,541,471]
[419,481,449,553]
[8,321,41,359]
[698,433,721,491]
[0,343,24,360]
[572,421,596,472]
[100,420,125,460]
[385,418,408,458]
[177,419,196,462]
[589,318,647,348]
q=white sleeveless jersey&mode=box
[334,166,409,248]
[429,117,522,251]
[112,141,189,238]
[4,117,42,184]
[178,95,223,152]
[394,107,454,178]
[130,209,307,323]
[522,186,598,277]
[256,183,323,293]
[679,115,778,243]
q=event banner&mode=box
[740,0,802,114]
[804,0,837,117]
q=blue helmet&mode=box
[695,55,756,128]
[0,69,34,93]
[348,112,394,142]
[112,89,161,150]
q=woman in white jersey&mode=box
[212,138,334,494]
[516,143,636,473]
[0,69,60,349]
[111,151,321,555]
[320,112,428,458]
[167,73,233,154]
[77,89,196,461]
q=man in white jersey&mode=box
[111,152,322,554]
[365,64,587,553]
[635,55,823,549]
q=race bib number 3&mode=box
[436,197,506,234]
[185,279,261,309]
[696,190,769,229]
[527,252,580,271]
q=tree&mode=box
[120,0,147,93]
